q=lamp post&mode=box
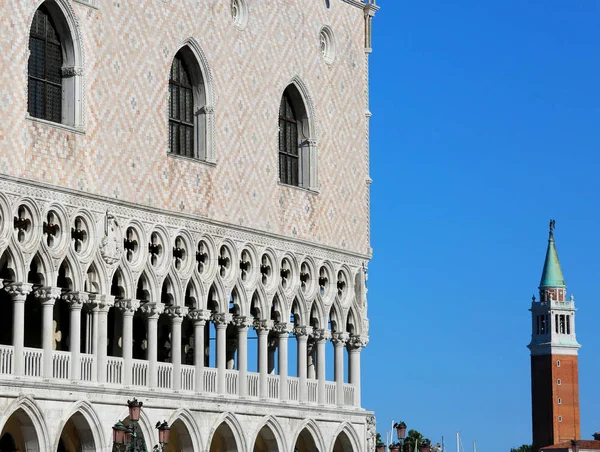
[112,399,171,452]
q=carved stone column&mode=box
[188,309,211,393]
[267,332,277,375]
[141,302,164,389]
[307,337,316,380]
[212,313,232,394]
[313,328,331,405]
[347,335,367,407]
[5,283,33,377]
[94,295,114,383]
[63,291,89,381]
[273,322,291,401]
[294,325,312,403]
[232,316,251,397]
[115,299,140,385]
[34,286,61,379]
[164,306,187,391]
[332,332,349,406]
[254,319,273,399]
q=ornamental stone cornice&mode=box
[34,286,62,304]
[62,291,89,309]
[253,319,274,332]
[115,299,140,314]
[211,313,232,327]
[164,305,188,319]
[188,309,211,323]
[140,302,165,318]
[293,325,313,338]
[4,282,33,300]
[312,328,332,342]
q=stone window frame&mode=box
[26,0,85,131]
[278,77,319,192]
[166,39,216,165]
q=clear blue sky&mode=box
[364,1,600,451]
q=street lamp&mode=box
[112,399,171,452]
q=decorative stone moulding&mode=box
[122,221,145,271]
[41,205,71,258]
[260,251,277,292]
[0,194,11,249]
[172,231,194,279]
[218,242,235,282]
[231,0,249,30]
[318,264,332,300]
[13,200,41,254]
[239,246,258,287]
[319,26,336,64]
[280,256,296,295]
[196,238,215,281]
[71,211,96,262]
[337,268,350,303]
[148,226,171,275]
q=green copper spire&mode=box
[539,219,566,288]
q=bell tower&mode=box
[529,220,581,451]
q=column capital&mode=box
[34,286,62,305]
[331,332,349,346]
[347,334,368,351]
[4,282,33,300]
[164,305,188,319]
[188,309,211,324]
[211,312,232,327]
[115,299,140,315]
[89,294,115,312]
[293,325,313,338]
[312,328,332,343]
[253,318,274,333]
[140,302,164,319]
[232,315,252,330]
[62,291,89,309]
[272,322,292,336]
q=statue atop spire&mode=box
[549,219,556,240]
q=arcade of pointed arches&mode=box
[0,397,360,452]
[0,192,368,407]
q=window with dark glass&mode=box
[278,93,299,186]
[169,53,194,157]
[28,7,62,123]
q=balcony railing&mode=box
[0,345,357,407]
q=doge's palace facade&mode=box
[0,0,378,451]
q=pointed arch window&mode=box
[28,7,62,123]
[278,84,319,190]
[167,46,214,162]
[27,1,83,128]
[169,54,194,157]
[279,93,299,186]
